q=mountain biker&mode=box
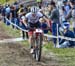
[24,6,48,53]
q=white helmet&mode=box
[30,6,39,13]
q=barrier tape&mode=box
[5,18,75,42]
[0,38,27,43]
[44,34,75,41]
[6,18,28,32]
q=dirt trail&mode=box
[0,22,60,66]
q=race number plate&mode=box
[35,29,43,33]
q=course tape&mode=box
[6,18,28,32]
[0,38,27,43]
[44,34,75,41]
[5,18,75,41]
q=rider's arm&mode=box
[38,11,51,28]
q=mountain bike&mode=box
[32,28,43,61]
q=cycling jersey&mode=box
[25,12,43,24]
[25,12,43,35]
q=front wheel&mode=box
[34,33,43,61]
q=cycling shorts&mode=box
[28,22,41,35]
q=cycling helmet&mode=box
[30,6,39,13]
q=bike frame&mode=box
[32,28,43,61]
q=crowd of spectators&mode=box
[0,0,75,48]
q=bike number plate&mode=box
[35,29,43,33]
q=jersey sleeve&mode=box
[38,12,43,18]
[25,12,31,20]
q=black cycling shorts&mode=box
[28,22,41,31]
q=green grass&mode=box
[2,23,21,37]
[1,22,29,45]
[44,42,75,66]
[0,0,6,4]
[0,0,16,4]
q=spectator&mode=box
[66,0,75,36]
[59,25,75,48]
[39,18,48,34]
[13,1,19,10]
[10,5,19,29]
[36,0,42,8]
[63,0,71,16]
[0,4,2,14]
[1,5,6,23]
[20,9,28,39]
[18,4,24,16]
[5,4,11,26]
[49,1,60,47]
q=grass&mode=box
[0,0,16,4]
[0,0,6,4]
[1,23,21,38]
[1,22,29,45]
[44,41,75,66]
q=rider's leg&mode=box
[28,31,34,53]
[29,36,33,48]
